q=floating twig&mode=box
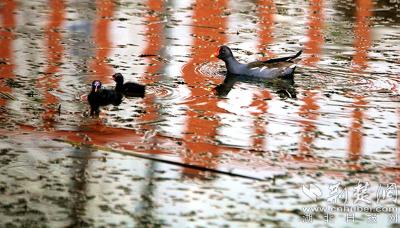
[59,139,266,181]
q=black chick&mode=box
[112,73,145,98]
[88,80,123,116]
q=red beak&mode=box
[210,47,220,58]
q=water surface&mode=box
[1,0,400,226]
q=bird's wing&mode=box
[261,50,302,64]
[247,50,302,69]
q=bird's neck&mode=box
[115,81,124,91]
[91,87,100,93]
[223,56,241,74]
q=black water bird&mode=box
[112,73,145,98]
[88,80,123,116]
[211,45,302,79]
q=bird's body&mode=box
[212,46,302,79]
[88,80,122,116]
[112,73,145,98]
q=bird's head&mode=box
[91,80,102,93]
[210,45,234,61]
[112,73,124,84]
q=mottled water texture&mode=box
[1,0,400,227]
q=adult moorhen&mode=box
[211,45,302,79]
[88,80,123,116]
[112,73,145,98]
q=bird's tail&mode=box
[289,49,303,64]
[290,49,302,60]
[263,49,303,64]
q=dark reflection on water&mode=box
[1,0,400,226]
[215,74,296,99]
[214,74,239,97]
[69,146,90,227]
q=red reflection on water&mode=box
[14,121,177,156]
[36,0,65,129]
[303,0,324,66]
[298,90,320,155]
[250,90,271,151]
[181,0,227,177]
[257,0,275,58]
[139,0,164,132]
[348,96,367,162]
[0,0,16,107]
[90,0,114,82]
[142,0,164,76]
[44,0,65,76]
[352,0,372,72]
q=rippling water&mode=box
[0,0,400,226]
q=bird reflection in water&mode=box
[214,74,297,99]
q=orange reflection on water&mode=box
[181,0,227,177]
[298,90,320,155]
[257,0,275,58]
[348,96,367,162]
[37,0,65,129]
[352,0,372,72]
[90,0,114,82]
[0,0,16,107]
[303,0,324,66]
[348,0,372,164]
[80,0,166,155]
[250,0,275,152]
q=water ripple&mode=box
[195,62,226,78]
